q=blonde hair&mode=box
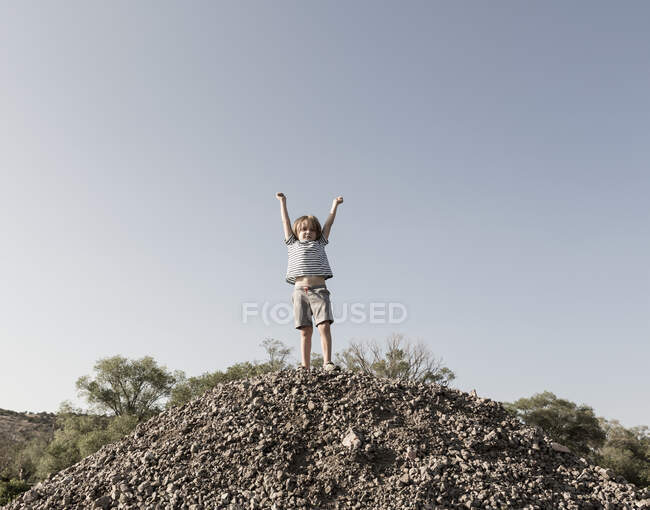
[292,215,323,239]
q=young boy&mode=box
[276,192,343,372]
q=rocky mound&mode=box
[4,369,648,510]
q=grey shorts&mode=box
[291,284,334,329]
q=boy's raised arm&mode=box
[276,192,293,241]
[322,196,343,240]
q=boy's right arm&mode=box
[276,193,293,241]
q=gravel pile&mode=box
[5,368,649,510]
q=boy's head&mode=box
[292,215,322,242]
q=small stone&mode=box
[137,481,152,495]
[551,442,571,453]
[23,491,37,503]
[484,430,497,441]
[342,429,361,449]
[94,495,112,510]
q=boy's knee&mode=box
[299,325,313,335]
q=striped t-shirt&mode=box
[285,233,333,285]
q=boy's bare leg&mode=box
[300,326,313,368]
[317,321,332,364]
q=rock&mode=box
[406,446,417,460]
[342,429,361,449]
[93,495,111,509]
[484,430,497,441]
[21,491,37,504]
[551,442,571,453]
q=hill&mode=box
[0,409,57,475]
[3,369,648,509]
[0,409,56,445]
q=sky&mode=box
[1,2,648,429]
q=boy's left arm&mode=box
[322,196,343,240]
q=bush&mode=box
[34,408,139,480]
[0,478,31,505]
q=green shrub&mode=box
[0,478,31,505]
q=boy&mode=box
[276,192,343,371]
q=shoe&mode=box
[324,362,339,372]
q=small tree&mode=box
[334,333,455,385]
[504,391,606,460]
[28,402,138,480]
[262,337,293,371]
[597,419,649,488]
[7,436,49,484]
[75,355,184,419]
[167,339,294,408]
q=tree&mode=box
[597,419,649,488]
[334,333,455,385]
[504,391,606,460]
[167,339,295,408]
[30,402,138,480]
[0,437,17,480]
[262,337,293,371]
[6,436,49,484]
[76,355,184,419]
[1,436,39,504]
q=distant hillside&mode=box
[0,409,57,474]
[0,409,56,445]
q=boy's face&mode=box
[298,222,315,241]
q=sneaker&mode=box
[324,362,339,372]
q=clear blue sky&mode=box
[1,2,648,428]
